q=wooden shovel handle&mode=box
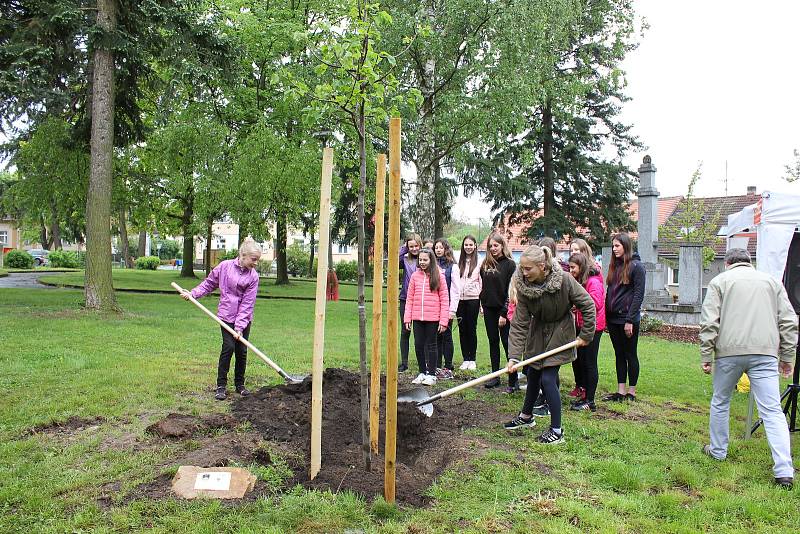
[171,282,292,380]
[418,340,580,406]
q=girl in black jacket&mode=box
[603,233,645,402]
[480,232,517,391]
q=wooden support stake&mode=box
[384,119,401,503]
[310,147,334,481]
[369,154,387,456]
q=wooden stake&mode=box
[384,119,401,503]
[310,147,334,481]
[370,154,387,456]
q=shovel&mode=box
[399,340,580,416]
[171,282,307,384]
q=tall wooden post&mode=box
[384,119,401,502]
[310,147,334,480]
[370,154,387,456]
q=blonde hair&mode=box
[570,238,593,259]
[519,245,553,274]
[508,280,518,305]
[239,238,263,257]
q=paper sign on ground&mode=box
[193,471,231,491]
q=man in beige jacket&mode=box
[699,248,798,489]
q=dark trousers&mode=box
[413,320,439,375]
[400,300,412,365]
[571,357,584,389]
[483,305,515,387]
[607,322,640,386]
[522,365,561,428]
[577,331,602,402]
[218,322,251,388]
[437,320,454,370]
[456,299,480,361]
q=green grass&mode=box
[0,268,7,277]
[40,269,387,301]
[1,287,798,532]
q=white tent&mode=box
[722,191,800,281]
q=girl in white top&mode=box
[451,235,483,370]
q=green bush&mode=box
[286,243,310,277]
[135,256,161,270]
[640,314,664,333]
[154,239,181,260]
[47,250,81,268]
[256,259,273,276]
[217,249,239,263]
[5,250,33,269]
[335,260,358,281]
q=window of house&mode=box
[337,243,349,254]
[0,230,7,245]
[670,267,679,285]
[218,237,226,249]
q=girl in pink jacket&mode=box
[404,249,450,386]
[567,252,606,412]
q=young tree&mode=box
[784,149,800,183]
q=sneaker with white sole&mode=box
[411,373,426,385]
[436,368,454,380]
[469,361,477,370]
[421,374,437,386]
[531,405,550,417]
[459,361,471,370]
[504,415,536,430]
[537,427,564,444]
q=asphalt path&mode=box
[0,272,66,289]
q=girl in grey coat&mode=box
[503,245,596,444]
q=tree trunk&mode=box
[356,103,371,471]
[119,206,132,268]
[275,213,288,284]
[205,218,213,276]
[84,0,118,311]
[308,231,315,277]
[39,216,50,250]
[238,223,248,249]
[542,100,554,219]
[432,160,447,238]
[180,199,195,278]
[137,229,146,257]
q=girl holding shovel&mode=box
[180,238,262,400]
[503,245,596,444]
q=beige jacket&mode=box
[699,262,798,363]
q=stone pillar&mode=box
[636,155,668,299]
[678,243,704,306]
[601,245,612,284]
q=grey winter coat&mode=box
[508,260,596,369]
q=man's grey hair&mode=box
[725,248,751,265]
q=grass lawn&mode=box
[0,268,7,277]
[40,269,385,301]
[2,286,798,532]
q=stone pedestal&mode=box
[678,243,704,306]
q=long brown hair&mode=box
[458,235,479,277]
[434,238,455,266]
[606,233,633,285]
[570,238,593,259]
[418,248,440,291]
[569,252,591,285]
[481,232,513,272]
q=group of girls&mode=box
[503,232,644,444]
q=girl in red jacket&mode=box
[404,248,450,386]
[568,252,606,412]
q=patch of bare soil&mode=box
[27,416,106,440]
[642,324,700,344]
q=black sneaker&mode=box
[531,405,550,417]
[398,363,408,372]
[504,415,536,430]
[570,400,596,412]
[602,392,625,402]
[537,427,564,445]
[533,393,547,409]
[215,387,227,400]
[484,377,501,389]
[626,393,637,402]
[236,386,250,397]
[775,477,794,490]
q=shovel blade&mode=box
[284,375,308,385]
[397,387,434,417]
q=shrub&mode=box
[256,259,273,276]
[135,256,161,270]
[5,250,33,269]
[286,243,310,277]
[334,260,358,281]
[47,250,81,268]
[154,239,180,260]
[640,314,664,333]
[217,249,239,263]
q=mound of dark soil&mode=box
[642,324,700,344]
[145,413,238,439]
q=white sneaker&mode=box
[412,373,426,385]
[459,361,470,370]
[421,374,437,386]
[469,361,477,370]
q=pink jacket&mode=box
[576,273,606,331]
[191,259,260,332]
[450,256,482,313]
[403,270,450,328]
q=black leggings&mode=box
[456,299,480,361]
[483,306,515,387]
[577,331,602,402]
[218,322,251,388]
[607,322,640,386]
[413,320,439,375]
[437,320,454,370]
[400,300,412,365]
[522,366,561,428]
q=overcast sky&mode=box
[453,0,800,222]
